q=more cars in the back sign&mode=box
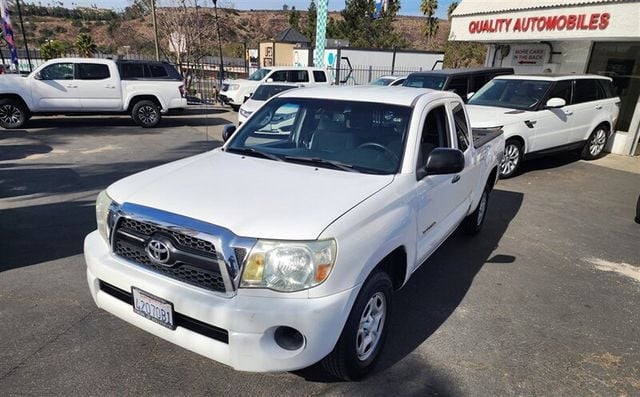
[466,74,620,178]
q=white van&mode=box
[220,67,330,111]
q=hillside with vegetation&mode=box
[12,1,484,67]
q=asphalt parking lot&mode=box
[1,110,639,396]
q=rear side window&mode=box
[148,64,169,78]
[574,79,604,103]
[547,80,572,104]
[270,70,288,82]
[452,102,470,151]
[121,63,145,79]
[289,70,309,83]
[77,63,110,80]
[313,70,327,83]
[447,77,468,97]
[597,79,615,98]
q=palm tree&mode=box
[420,0,439,48]
[447,1,458,20]
[75,33,97,57]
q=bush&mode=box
[71,20,83,28]
[79,27,91,33]
[53,25,67,33]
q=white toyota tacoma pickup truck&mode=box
[0,58,186,128]
[84,86,504,380]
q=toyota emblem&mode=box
[146,238,171,265]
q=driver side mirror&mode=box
[33,72,42,80]
[545,97,566,109]
[417,148,465,180]
[222,124,236,142]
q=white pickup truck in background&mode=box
[84,86,504,380]
[0,58,187,128]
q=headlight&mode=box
[96,190,114,242]
[239,107,252,118]
[229,84,240,90]
[241,239,337,292]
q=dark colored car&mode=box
[403,67,515,101]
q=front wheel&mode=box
[581,125,609,160]
[0,99,29,129]
[131,100,161,128]
[500,140,523,179]
[321,271,393,380]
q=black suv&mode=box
[403,67,514,101]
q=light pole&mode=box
[15,0,32,72]
[212,0,224,89]
[150,0,160,61]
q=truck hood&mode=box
[466,105,531,128]
[107,150,394,240]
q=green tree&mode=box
[336,0,406,48]
[305,0,317,44]
[75,33,97,57]
[288,7,300,30]
[420,0,439,48]
[40,40,66,60]
[447,1,458,20]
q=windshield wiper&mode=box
[283,155,360,173]
[226,147,283,162]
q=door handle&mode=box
[595,104,603,110]
[105,84,116,89]
[452,175,461,184]
[563,110,573,116]
[65,85,77,88]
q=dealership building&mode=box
[450,0,640,156]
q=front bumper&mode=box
[219,90,243,106]
[84,231,357,372]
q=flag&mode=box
[0,0,18,69]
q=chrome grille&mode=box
[113,217,226,293]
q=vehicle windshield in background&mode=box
[403,75,446,90]
[248,69,271,81]
[227,98,412,175]
[371,77,395,86]
[251,85,297,101]
[468,79,552,110]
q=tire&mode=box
[462,185,490,235]
[321,271,393,381]
[131,100,161,128]
[581,125,609,160]
[0,98,28,129]
[230,104,240,112]
[500,139,523,179]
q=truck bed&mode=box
[473,127,503,148]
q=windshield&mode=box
[226,98,412,175]
[403,75,447,90]
[248,68,271,81]
[468,79,552,110]
[371,77,395,86]
[252,84,296,101]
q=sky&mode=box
[53,0,453,18]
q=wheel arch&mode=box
[0,93,31,113]
[126,94,163,112]
[506,135,526,153]
[375,246,408,290]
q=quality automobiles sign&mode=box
[468,13,610,34]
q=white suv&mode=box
[466,75,620,178]
[220,67,330,111]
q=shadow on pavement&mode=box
[0,144,53,161]
[296,189,523,389]
[517,151,587,176]
[19,115,231,130]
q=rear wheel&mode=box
[321,271,392,380]
[581,125,609,160]
[500,140,523,179]
[131,100,161,128]
[462,185,490,235]
[0,98,28,129]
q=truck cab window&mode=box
[452,102,470,151]
[77,63,110,80]
[418,105,450,167]
[40,63,74,80]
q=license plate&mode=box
[132,287,175,330]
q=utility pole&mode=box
[15,0,32,72]
[150,0,160,61]
[213,0,224,87]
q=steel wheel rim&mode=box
[477,190,488,227]
[589,129,606,156]
[356,292,386,361]
[500,144,520,175]
[138,105,157,124]
[0,104,21,125]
